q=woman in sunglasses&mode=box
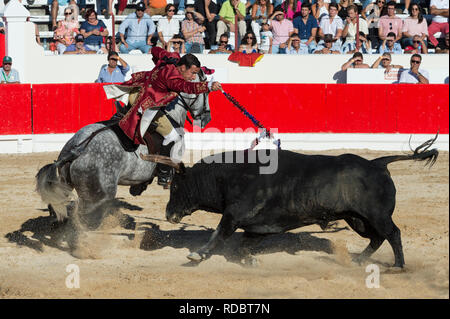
[167,35,186,54]
[54,7,80,55]
[157,4,180,49]
[404,34,428,54]
[239,31,259,53]
[401,4,428,49]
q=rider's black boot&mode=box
[157,143,174,189]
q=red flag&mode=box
[228,52,263,67]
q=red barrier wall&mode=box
[0,84,32,135]
[0,83,448,135]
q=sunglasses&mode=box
[109,58,119,61]
[377,0,385,3]
[382,59,391,61]
[64,12,72,15]
[247,37,254,39]
[292,39,300,41]
[167,9,175,12]
[220,41,228,44]
[389,22,393,30]
[386,39,394,42]
[413,40,421,43]
[411,60,421,64]
[3,62,11,65]
[173,41,181,44]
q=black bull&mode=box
[162,136,438,267]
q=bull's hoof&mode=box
[241,255,260,268]
[187,252,205,262]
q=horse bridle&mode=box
[175,92,208,125]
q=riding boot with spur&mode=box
[157,143,174,189]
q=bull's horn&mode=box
[139,153,182,172]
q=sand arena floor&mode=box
[0,149,448,298]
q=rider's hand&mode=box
[210,82,222,92]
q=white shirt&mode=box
[259,30,273,51]
[430,0,449,23]
[157,17,180,42]
[320,15,344,37]
[399,68,430,83]
[344,18,369,42]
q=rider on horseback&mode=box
[104,47,222,188]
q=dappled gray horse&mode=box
[36,72,211,240]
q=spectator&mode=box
[0,21,5,34]
[312,0,329,22]
[146,0,168,16]
[274,0,302,20]
[270,10,294,53]
[195,0,220,49]
[50,0,79,31]
[379,31,403,53]
[286,32,308,53]
[293,2,318,53]
[403,0,430,15]
[118,2,156,54]
[0,56,20,84]
[259,22,273,53]
[428,0,449,49]
[314,33,341,53]
[239,31,259,53]
[338,0,353,20]
[371,52,403,69]
[80,9,109,53]
[404,34,428,53]
[318,2,343,48]
[378,1,403,43]
[217,0,247,43]
[96,51,130,83]
[157,4,180,49]
[182,9,206,53]
[363,0,386,51]
[399,53,429,84]
[167,34,186,53]
[250,0,274,44]
[401,3,428,48]
[341,5,369,54]
[63,33,97,54]
[435,32,449,53]
[341,52,370,71]
[54,7,80,55]
[209,33,235,53]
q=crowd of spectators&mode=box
[5,0,448,56]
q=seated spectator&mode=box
[195,0,220,49]
[428,0,449,49]
[314,33,341,54]
[63,33,97,54]
[399,54,429,84]
[166,34,186,53]
[341,5,369,54]
[363,0,386,51]
[341,52,370,71]
[404,34,428,53]
[217,0,247,43]
[54,7,79,55]
[182,9,206,53]
[259,22,273,53]
[378,1,403,43]
[96,51,130,83]
[80,9,109,53]
[286,32,308,54]
[401,3,428,48]
[118,2,156,54]
[1,56,20,84]
[293,2,318,53]
[209,33,235,54]
[318,2,343,44]
[435,32,449,53]
[50,0,79,30]
[239,31,259,53]
[270,10,294,53]
[274,0,302,21]
[337,0,353,20]
[371,52,403,69]
[378,31,403,54]
[146,0,168,16]
[250,0,274,44]
[157,4,180,49]
[312,0,330,22]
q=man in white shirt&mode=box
[428,0,449,48]
[318,2,343,43]
[399,54,430,84]
[157,3,180,48]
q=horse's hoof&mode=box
[187,252,204,262]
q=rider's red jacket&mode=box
[118,47,209,144]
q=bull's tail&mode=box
[35,150,81,222]
[372,133,439,168]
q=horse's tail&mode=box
[372,133,439,168]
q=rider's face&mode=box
[178,65,200,81]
